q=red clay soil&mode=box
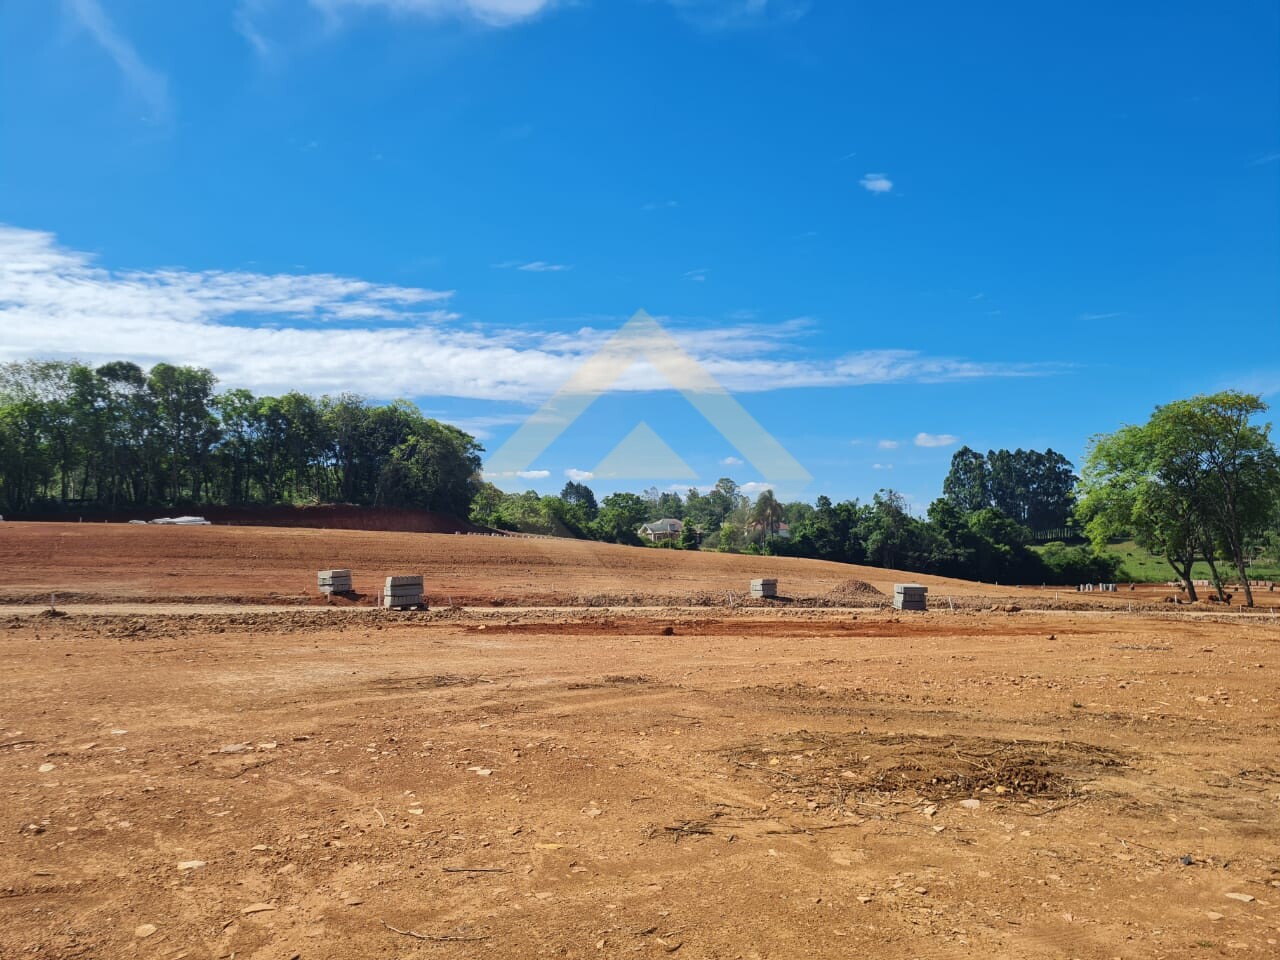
[10,504,481,534]
[1,605,1277,958]
[0,522,1019,606]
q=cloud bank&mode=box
[0,224,1045,403]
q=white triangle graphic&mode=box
[486,309,811,489]
[591,422,698,480]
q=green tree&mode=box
[593,492,649,545]
[861,489,914,569]
[751,488,784,537]
[942,446,990,513]
[1155,393,1280,606]
[148,363,220,502]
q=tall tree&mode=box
[942,446,990,513]
[751,488,784,536]
[1155,393,1280,607]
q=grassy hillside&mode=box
[1100,540,1280,583]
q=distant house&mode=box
[639,518,683,542]
[748,521,792,539]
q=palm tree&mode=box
[751,488,784,537]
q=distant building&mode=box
[747,521,792,539]
[639,518,683,542]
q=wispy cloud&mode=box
[720,455,744,466]
[309,0,558,27]
[495,260,572,272]
[877,439,899,450]
[915,432,958,448]
[484,467,552,480]
[683,268,709,282]
[859,173,893,194]
[668,0,811,30]
[64,0,172,122]
[1249,151,1280,166]
[872,463,893,470]
[1079,311,1123,322]
[0,224,1051,403]
[643,199,680,212]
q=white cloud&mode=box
[720,456,744,466]
[872,463,893,470]
[0,224,1047,403]
[309,0,556,27]
[877,439,899,450]
[739,481,775,496]
[65,0,172,122]
[484,468,550,480]
[494,260,571,272]
[859,173,893,194]
[643,200,680,212]
[915,432,958,448]
[565,468,594,482]
[683,268,709,282]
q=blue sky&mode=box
[1,1,1277,507]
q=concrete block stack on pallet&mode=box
[384,575,426,609]
[750,578,778,599]
[317,569,353,595]
[893,583,928,612]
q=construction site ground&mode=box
[1,523,1277,959]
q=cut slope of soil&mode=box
[0,521,1012,605]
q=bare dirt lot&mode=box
[1,524,1278,959]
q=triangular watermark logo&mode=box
[486,309,811,489]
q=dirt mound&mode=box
[824,579,889,605]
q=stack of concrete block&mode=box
[384,575,425,609]
[750,578,778,599]
[317,569,353,594]
[893,583,928,611]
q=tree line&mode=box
[472,394,1280,600]
[5,360,1276,603]
[0,360,482,516]
[471,466,1117,587]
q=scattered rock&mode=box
[134,924,157,938]
[467,766,493,776]
[176,860,206,871]
[1206,911,1224,921]
[219,743,251,754]
[37,763,55,773]
[959,799,981,810]
[241,903,277,915]
[1225,893,1255,903]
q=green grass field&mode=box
[1098,540,1280,584]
